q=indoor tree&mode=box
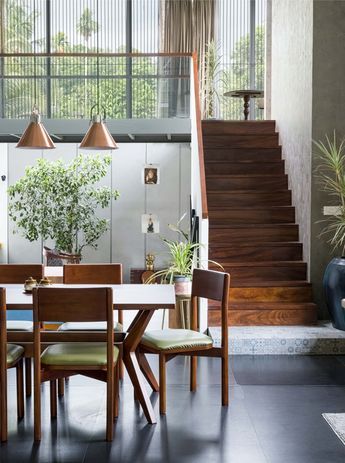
[8,154,119,257]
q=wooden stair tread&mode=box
[209,241,302,247]
[210,223,297,229]
[211,261,306,267]
[229,280,311,288]
[209,302,317,311]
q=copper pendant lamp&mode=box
[79,0,117,151]
[16,0,55,149]
[16,106,55,149]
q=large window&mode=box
[0,0,266,121]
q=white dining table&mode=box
[2,283,176,424]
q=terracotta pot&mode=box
[173,275,191,296]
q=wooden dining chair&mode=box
[33,286,119,442]
[139,268,230,414]
[0,264,44,398]
[0,288,25,442]
[59,263,124,386]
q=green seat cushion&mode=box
[7,344,24,364]
[58,321,123,332]
[141,329,213,351]
[7,321,33,331]
[41,343,119,366]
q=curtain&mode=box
[159,0,215,117]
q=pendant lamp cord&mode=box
[96,0,100,114]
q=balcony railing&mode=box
[0,52,191,120]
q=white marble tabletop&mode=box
[1,284,176,310]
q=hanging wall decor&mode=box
[142,214,159,234]
[143,165,160,185]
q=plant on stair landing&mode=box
[8,154,119,260]
[314,132,345,330]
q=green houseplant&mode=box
[147,215,221,293]
[201,40,222,119]
[314,133,345,330]
[8,154,119,260]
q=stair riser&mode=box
[210,227,299,243]
[207,175,288,191]
[209,244,303,261]
[212,266,307,283]
[205,162,285,175]
[208,309,317,326]
[204,148,282,162]
[208,191,291,207]
[209,207,295,224]
[228,286,313,302]
[203,134,280,149]
[202,121,276,135]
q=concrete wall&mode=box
[270,0,313,271]
[270,0,345,319]
[310,0,345,318]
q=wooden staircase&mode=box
[203,120,317,326]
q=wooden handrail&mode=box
[0,52,193,58]
[192,52,208,220]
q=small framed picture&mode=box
[143,165,159,185]
[142,214,159,234]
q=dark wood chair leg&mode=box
[114,363,119,420]
[16,359,24,420]
[190,356,197,392]
[58,378,65,396]
[0,366,7,442]
[50,380,57,418]
[222,355,229,406]
[106,369,114,442]
[25,358,32,397]
[34,374,41,441]
[159,353,166,415]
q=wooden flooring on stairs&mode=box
[203,120,317,326]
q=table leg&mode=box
[123,309,157,424]
[243,95,250,120]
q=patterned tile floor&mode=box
[209,321,345,354]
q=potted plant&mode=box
[8,154,119,262]
[146,214,221,294]
[314,133,345,330]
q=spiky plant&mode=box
[314,132,345,254]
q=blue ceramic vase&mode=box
[323,257,345,330]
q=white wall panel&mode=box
[8,144,43,263]
[0,144,8,263]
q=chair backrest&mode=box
[32,287,114,380]
[63,264,122,285]
[0,264,44,283]
[191,268,230,351]
[33,287,113,323]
